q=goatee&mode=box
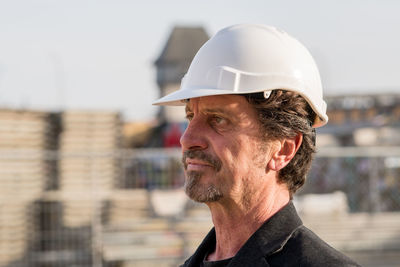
[182,150,223,202]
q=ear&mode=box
[268,133,303,171]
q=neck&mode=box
[205,182,290,261]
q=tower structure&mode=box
[153,26,209,148]
[155,26,209,123]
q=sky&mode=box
[0,0,399,121]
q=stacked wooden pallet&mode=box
[103,217,183,266]
[106,189,152,226]
[59,111,122,191]
[101,196,214,266]
[0,109,58,266]
[58,111,122,227]
[0,199,33,265]
[0,109,58,197]
[102,189,185,266]
[175,200,212,257]
[296,192,400,266]
[62,196,98,228]
[302,212,400,253]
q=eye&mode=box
[210,115,226,126]
[185,113,194,121]
[213,116,223,123]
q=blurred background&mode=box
[0,0,399,266]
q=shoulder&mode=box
[267,225,361,267]
[179,256,192,267]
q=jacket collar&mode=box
[184,201,303,266]
[231,201,303,265]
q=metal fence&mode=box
[304,147,400,212]
[0,147,399,267]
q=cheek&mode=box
[222,138,257,172]
[252,142,271,169]
[219,138,242,164]
[240,138,271,172]
[213,135,268,177]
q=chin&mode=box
[184,171,223,203]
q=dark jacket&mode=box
[181,202,361,267]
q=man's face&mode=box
[181,95,274,204]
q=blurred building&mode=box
[154,26,209,123]
[147,26,209,148]
[317,94,400,147]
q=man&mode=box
[154,24,360,266]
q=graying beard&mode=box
[184,171,223,203]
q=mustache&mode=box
[182,150,222,171]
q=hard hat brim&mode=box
[152,87,328,128]
[153,87,264,106]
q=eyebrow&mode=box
[185,105,232,116]
[203,108,230,115]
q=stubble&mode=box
[182,150,223,203]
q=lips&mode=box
[185,159,213,171]
[182,149,222,172]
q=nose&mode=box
[180,118,208,151]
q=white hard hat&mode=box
[153,24,328,128]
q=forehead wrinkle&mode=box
[200,98,240,115]
[185,96,245,117]
[185,102,237,116]
[202,107,233,116]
